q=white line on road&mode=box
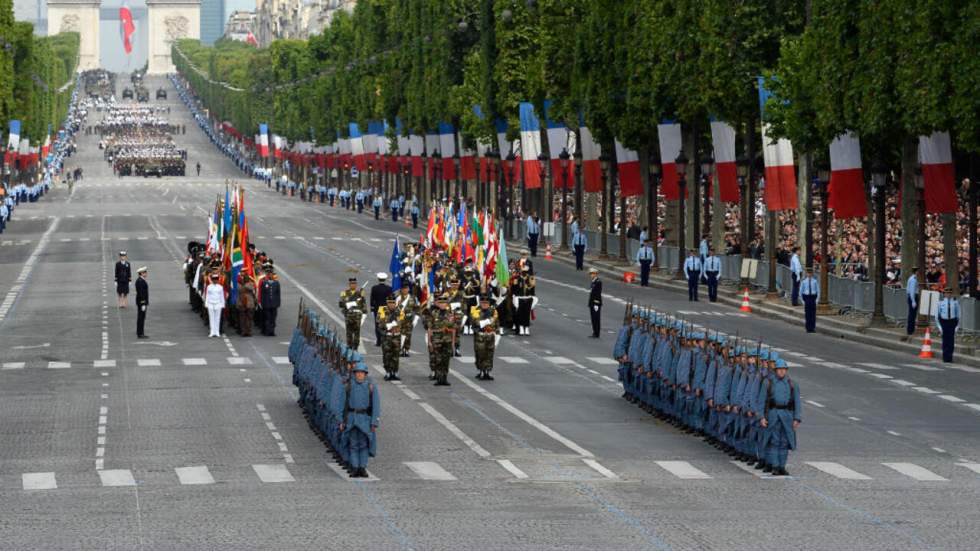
[252,464,294,483]
[47,361,70,369]
[654,460,711,479]
[98,469,136,487]
[175,466,216,485]
[964,404,980,412]
[582,458,619,479]
[182,358,207,365]
[2,362,25,369]
[500,356,529,364]
[939,395,965,403]
[956,462,980,475]
[22,472,58,490]
[882,462,947,481]
[137,359,161,367]
[404,461,457,481]
[418,402,491,458]
[912,387,940,394]
[889,379,916,386]
[587,357,618,365]
[805,462,872,480]
[93,360,116,368]
[805,400,825,408]
[496,459,530,479]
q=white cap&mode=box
[137,266,148,273]
[377,272,388,280]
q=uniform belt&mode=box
[768,403,792,410]
[348,408,370,414]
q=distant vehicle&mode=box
[122,88,134,99]
[136,87,149,102]
[156,88,167,100]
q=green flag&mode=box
[495,229,509,284]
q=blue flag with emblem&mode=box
[389,237,402,291]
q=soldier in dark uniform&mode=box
[370,273,393,346]
[588,267,602,338]
[471,294,498,380]
[395,284,417,357]
[512,266,535,336]
[461,266,480,335]
[379,296,402,381]
[339,278,366,349]
[115,251,132,308]
[259,264,281,336]
[135,266,149,338]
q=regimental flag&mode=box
[389,238,402,291]
[918,131,957,214]
[544,100,573,189]
[658,122,683,200]
[828,132,867,219]
[258,124,269,157]
[709,119,740,203]
[519,102,543,190]
[614,139,642,197]
[579,117,602,193]
[494,229,509,285]
[758,77,798,211]
[438,122,457,181]
[119,0,136,55]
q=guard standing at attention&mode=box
[237,272,257,337]
[800,268,819,333]
[760,359,801,476]
[471,294,499,380]
[115,251,132,308]
[339,363,380,478]
[572,229,588,271]
[935,287,960,363]
[905,268,918,337]
[526,213,540,257]
[789,246,803,306]
[135,266,149,339]
[340,277,366,349]
[635,239,654,287]
[588,267,602,338]
[683,250,702,302]
[703,247,721,302]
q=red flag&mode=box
[828,132,867,219]
[246,31,258,47]
[119,2,135,55]
[919,132,957,214]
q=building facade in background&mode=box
[254,0,354,47]
[199,0,224,44]
[223,9,255,42]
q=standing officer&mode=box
[905,267,918,337]
[389,196,400,222]
[339,363,380,478]
[135,266,149,339]
[684,250,702,302]
[370,273,393,346]
[429,294,456,386]
[339,277,366,349]
[572,228,588,270]
[789,246,803,306]
[260,264,281,336]
[635,239,654,287]
[372,194,382,220]
[760,359,801,476]
[935,287,960,363]
[703,247,721,302]
[800,267,819,333]
[379,296,402,381]
[237,272,256,337]
[526,212,540,257]
[115,251,132,308]
[471,294,499,380]
[588,267,602,338]
[410,200,420,229]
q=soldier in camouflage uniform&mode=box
[428,294,456,386]
[339,277,366,349]
[446,279,464,357]
[395,284,417,357]
[378,295,402,381]
[470,294,498,380]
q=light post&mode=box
[815,162,831,313]
[870,159,889,325]
[649,152,661,271]
[559,148,570,250]
[675,151,689,279]
[700,154,714,238]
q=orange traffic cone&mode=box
[918,327,934,359]
[545,243,553,260]
[740,288,752,313]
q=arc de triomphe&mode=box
[46,0,200,74]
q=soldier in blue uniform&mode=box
[683,251,702,301]
[572,229,588,271]
[340,363,380,477]
[703,247,721,302]
[800,267,820,332]
[635,240,655,286]
[935,287,960,363]
[760,358,801,476]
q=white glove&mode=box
[593,305,599,312]
[479,319,491,329]
[512,297,518,308]
[346,301,357,309]
[141,305,146,312]
[451,302,461,311]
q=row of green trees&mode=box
[1,0,80,145]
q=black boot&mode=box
[484,372,493,381]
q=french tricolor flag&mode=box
[918,131,957,214]
[496,118,521,187]
[614,140,643,197]
[657,122,682,200]
[257,124,269,157]
[709,119,740,203]
[578,117,602,193]
[828,132,867,219]
[349,123,365,170]
[7,120,21,153]
[365,121,384,170]
[544,100,572,189]
[409,134,424,177]
[459,132,477,181]
[438,122,457,181]
[758,77,797,211]
[519,102,543,189]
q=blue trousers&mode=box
[687,274,699,301]
[347,430,370,469]
[906,298,918,335]
[766,427,790,470]
[391,209,398,222]
[791,275,800,306]
[939,318,958,362]
[528,233,539,256]
[574,245,585,270]
[412,214,418,229]
[803,294,817,332]
[639,260,651,286]
[705,272,719,301]
[374,206,380,219]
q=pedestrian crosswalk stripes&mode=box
[137,359,161,367]
[654,461,712,479]
[805,462,872,480]
[175,466,216,485]
[22,472,58,490]
[882,463,948,481]
[98,469,137,487]
[499,356,529,364]
[403,461,457,481]
[252,464,294,483]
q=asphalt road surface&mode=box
[1,76,978,551]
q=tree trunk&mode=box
[711,173,725,253]
[797,152,811,267]
[900,139,919,278]
[943,212,959,291]
[683,126,697,251]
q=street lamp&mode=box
[814,160,831,313]
[675,151,689,279]
[649,151,661,270]
[559,148,570,250]
[870,159,889,325]
[700,154,714,239]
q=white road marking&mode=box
[175,466,216,485]
[785,361,804,368]
[806,462,872,480]
[601,375,616,382]
[587,357,618,365]
[418,402,491,458]
[882,462,947,481]
[886,430,901,436]
[964,404,980,412]
[545,356,574,364]
[22,472,58,490]
[228,357,252,365]
[858,363,899,371]
[956,462,980,475]
[654,460,711,479]
[404,461,457,481]
[2,362,25,369]
[252,464,294,483]
[932,447,947,453]
[48,361,71,369]
[847,416,861,421]
[582,459,619,479]
[902,364,941,372]
[946,365,980,374]
[500,356,529,364]
[939,395,965,403]
[271,356,290,365]
[889,379,916,386]
[869,373,893,379]
[137,359,161,367]
[98,469,136,487]
[456,356,475,364]
[913,387,940,394]
[93,360,116,368]
[805,400,825,408]
[496,459,530,479]
[182,358,207,365]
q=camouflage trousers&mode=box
[399,322,413,353]
[382,337,400,374]
[346,317,360,349]
[431,341,452,377]
[474,335,495,372]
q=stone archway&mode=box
[46,0,199,74]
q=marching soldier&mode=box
[379,296,402,381]
[428,294,456,386]
[395,284,418,357]
[259,264,281,336]
[237,272,256,337]
[340,277,366,349]
[339,363,380,478]
[461,266,480,335]
[370,273,393,346]
[446,278,465,356]
[471,294,499,380]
